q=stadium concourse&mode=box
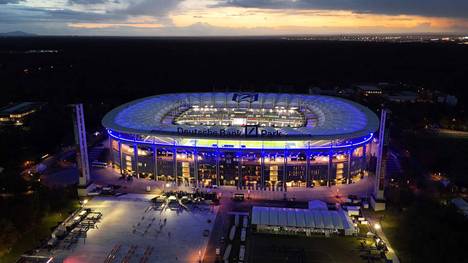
[91,162,374,203]
[102,92,379,192]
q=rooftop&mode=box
[102,92,379,141]
[0,102,43,115]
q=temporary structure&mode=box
[251,206,357,236]
[308,200,328,210]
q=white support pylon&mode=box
[72,104,91,196]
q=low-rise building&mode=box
[355,85,383,96]
[451,198,468,217]
[386,91,419,103]
[437,94,458,106]
[0,102,44,126]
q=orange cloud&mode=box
[170,7,467,32]
[68,22,164,29]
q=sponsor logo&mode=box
[176,126,284,137]
[232,93,259,103]
[245,125,258,136]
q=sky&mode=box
[0,0,467,35]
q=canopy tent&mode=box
[251,206,356,235]
[308,200,328,210]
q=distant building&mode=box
[308,86,337,96]
[386,91,419,103]
[355,85,383,96]
[308,86,354,97]
[451,198,468,218]
[437,95,458,106]
[0,102,44,126]
[336,88,355,97]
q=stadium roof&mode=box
[102,92,379,141]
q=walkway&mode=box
[91,167,374,203]
[362,210,400,263]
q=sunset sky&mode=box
[1,0,467,35]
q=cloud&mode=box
[0,6,125,24]
[120,0,183,16]
[20,19,466,36]
[0,0,21,4]
[219,0,468,19]
[0,0,184,33]
[0,0,182,25]
[1,0,467,35]
[68,0,113,4]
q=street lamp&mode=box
[373,223,381,230]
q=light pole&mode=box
[373,223,381,231]
[80,198,88,208]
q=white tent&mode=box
[304,210,316,228]
[296,209,306,228]
[251,206,357,235]
[308,200,328,210]
[314,211,324,229]
[278,208,288,226]
[251,207,261,225]
[270,208,279,226]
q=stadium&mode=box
[102,92,379,190]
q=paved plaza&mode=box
[53,195,217,263]
[91,166,374,203]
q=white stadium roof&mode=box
[102,92,379,143]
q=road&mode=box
[424,128,468,139]
[362,210,400,263]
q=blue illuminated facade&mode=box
[103,92,379,190]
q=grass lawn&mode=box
[248,234,365,263]
[379,209,412,263]
[0,202,79,263]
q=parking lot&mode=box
[53,195,218,263]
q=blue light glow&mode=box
[102,92,380,141]
[107,129,373,151]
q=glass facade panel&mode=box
[219,151,238,186]
[286,151,307,187]
[198,150,217,187]
[156,146,175,182]
[176,148,194,187]
[241,151,261,190]
[331,152,347,185]
[310,152,329,186]
[263,151,286,191]
[109,140,375,190]
[134,145,151,178]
